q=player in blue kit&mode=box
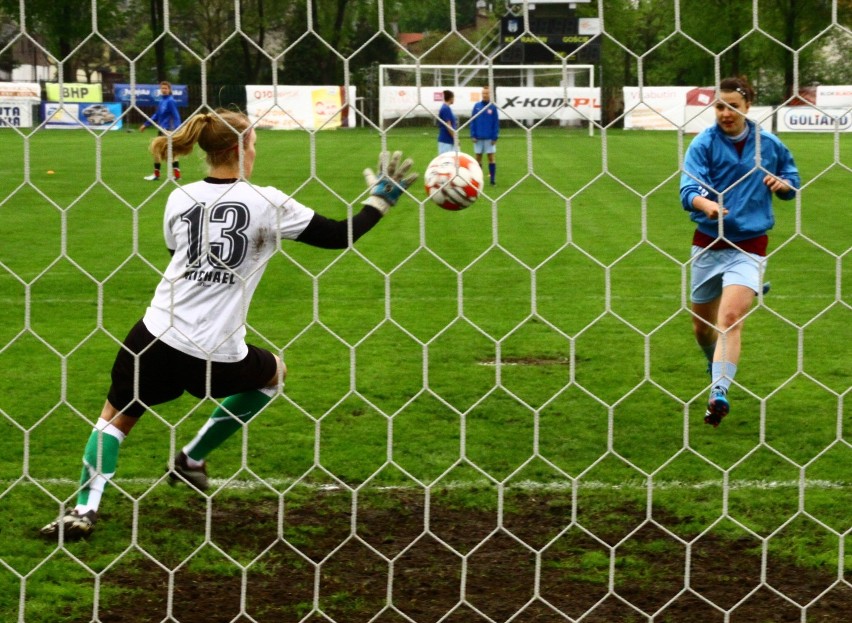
[680,76,800,427]
[437,90,457,154]
[470,86,499,185]
[140,81,183,180]
[40,109,417,539]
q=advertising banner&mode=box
[246,85,356,130]
[776,106,852,132]
[0,82,40,127]
[380,86,483,121]
[815,86,852,108]
[497,87,601,121]
[113,83,189,107]
[45,83,103,102]
[42,102,124,130]
[623,86,694,130]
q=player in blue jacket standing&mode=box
[470,86,499,185]
[679,76,800,427]
[139,81,183,181]
[437,90,457,154]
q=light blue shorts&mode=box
[690,246,765,304]
[438,141,455,155]
[472,139,496,155]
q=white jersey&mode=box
[143,179,315,362]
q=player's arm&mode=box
[295,208,382,249]
[679,139,715,213]
[765,145,799,200]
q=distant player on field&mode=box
[679,76,799,427]
[139,81,183,181]
[437,89,457,154]
[470,86,499,185]
[40,109,417,540]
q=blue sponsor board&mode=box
[113,84,189,107]
[42,102,124,129]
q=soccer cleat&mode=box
[704,388,730,427]
[39,509,97,540]
[168,451,209,491]
[144,174,160,181]
[173,168,181,180]
[762,281,771,295]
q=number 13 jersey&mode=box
[143,179,315,362]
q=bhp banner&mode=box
[45,83,103,102]
[0,82,40,127]
[246,85,356,130]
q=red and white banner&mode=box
[816,86,852,108]
[246,85,356,130]
[380,86,483,121]
[0,82,40,127]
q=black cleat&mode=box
[40,509,97,540]
[168,451,209,491]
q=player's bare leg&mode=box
[702,285,755,426]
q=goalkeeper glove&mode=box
[363,151,418,215]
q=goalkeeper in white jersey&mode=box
[41,109,417,540]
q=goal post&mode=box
[378,64,598,136]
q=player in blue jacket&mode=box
[680,76,800,427]
[470,86,499,185]
[437,90,457,154]
[139,81,183,181]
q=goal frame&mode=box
[378,63,598,136]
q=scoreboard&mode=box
[499,15,601,64]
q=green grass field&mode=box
[0,125,849,622]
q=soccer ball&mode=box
[424,151,484,211]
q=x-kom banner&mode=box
[497,87,601,121]
[246,86,356,130]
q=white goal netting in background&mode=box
[0,1,850,622]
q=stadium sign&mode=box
[0,82,40,127]
[45,83,103,102]
[498,87,601,121]
[776,107,852,132]
[500,16,600,63]
[113,84,190,107]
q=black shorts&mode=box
[107,319,277,418]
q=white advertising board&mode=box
[497,87,601,121]
[379,86,483,121]
[0,82,40,128]
[816,85,852,108]
[246,85,356,130]
[623,86,695,130]
[776,106,852,132]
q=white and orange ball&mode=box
[424,151,484,211]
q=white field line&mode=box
[8,478,848,492]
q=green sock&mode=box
[76,421,123,511]
[184,390,272,461]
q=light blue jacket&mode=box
[680,120,799,242]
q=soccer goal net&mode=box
[1,1,849,622]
